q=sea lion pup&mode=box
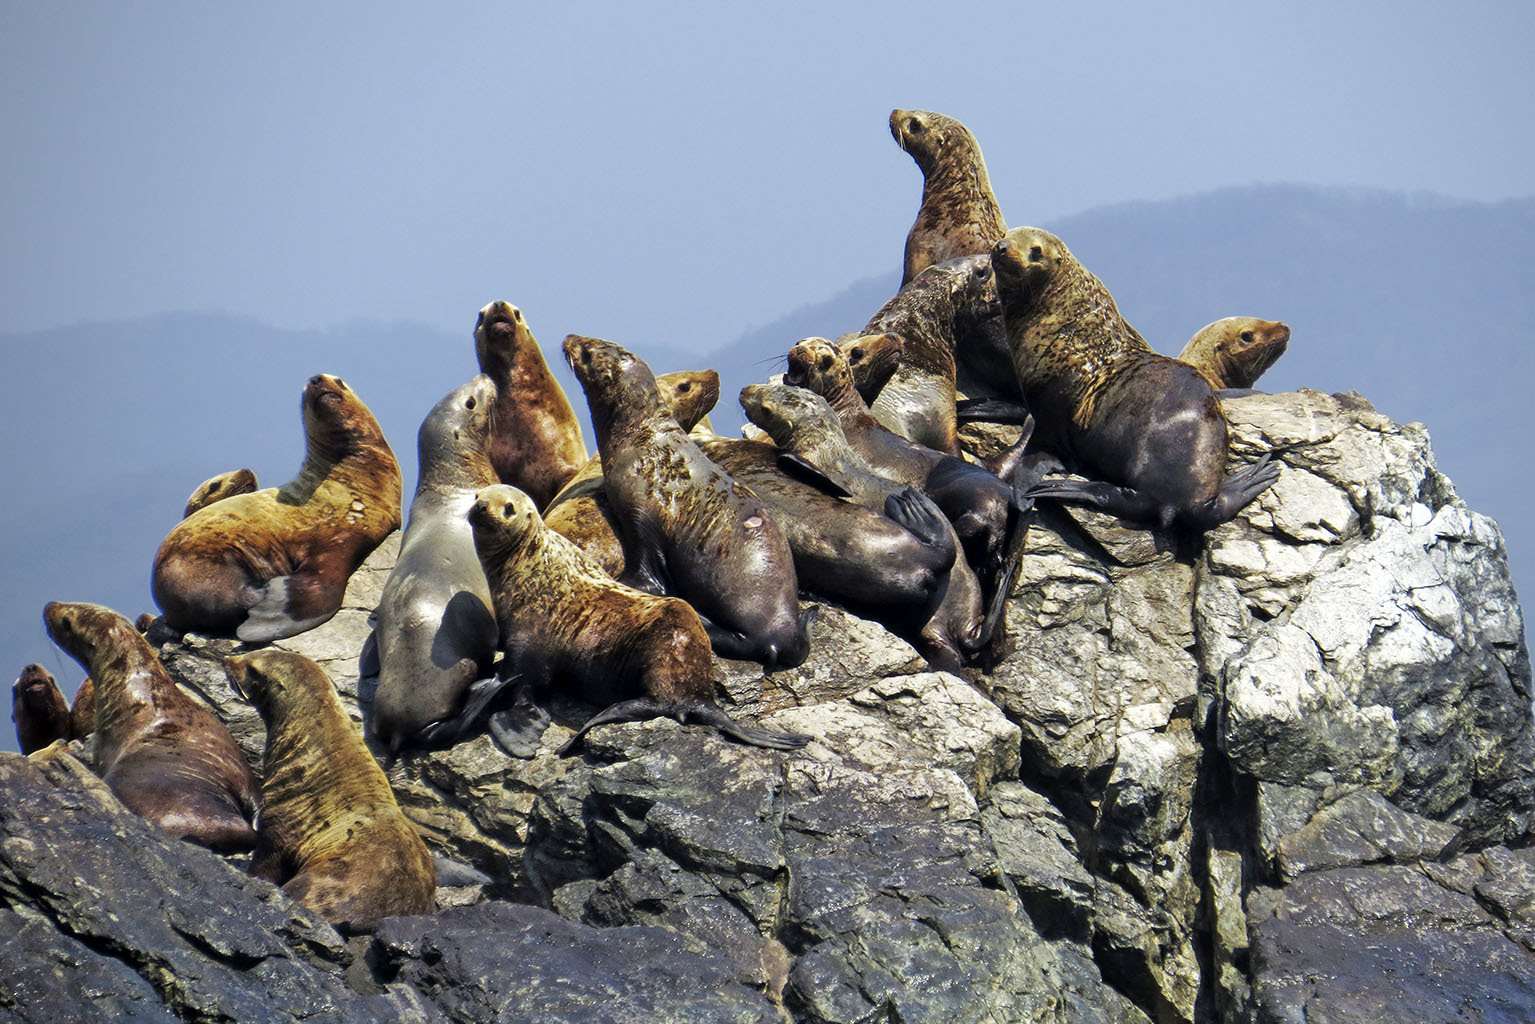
[891,109,1008,287]
[225,650,436,930]
[1178,317,1291,391]
[42,601,258,851]
[470,484,811,755]
[564,336,813,667]
[545,370,721,576]
[364,375,504,754]
[474,300,587,510]
[992,227,1279,530]
[12,664,73,754]
[730,384,990,670]
[152,374,402,642]
[183,468,259,517]
[844,255,1006,456]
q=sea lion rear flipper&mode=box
[487,697,552,759]
[415,674,519,748]
[955,398,1030,425]
[775,452,854,499]
[884,488,957,566]
[679,702,812,751]
[1185,454,1280,530]
[1022,477,1159,523]
[236,575,340,643]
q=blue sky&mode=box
[4,2,1532,351]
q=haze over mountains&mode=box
[4,184,1531,743]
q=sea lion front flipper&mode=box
[775,452,854,499]
[1184,454,1281,530]
[617,522,673,596]
[415,673,518,748]
[884,488,957,565]
[1022,477,1160,523]
[236,575,340,642]
[955,398,1030,425]
[487,697,552,759]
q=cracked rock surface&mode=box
[3,389,1533,1023]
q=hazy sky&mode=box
[4,2,1532,352]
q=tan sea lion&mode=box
[43,601,258,851]
[1178,317,1291,390]
[183,468,258,518]
[565,336,813,666]
[992,227,1278,530]
[364,375,504,754]
[152,374,402,642]
[470,484,810,756]
[891,109,1008,287]
[226,650,436,930]
[475,301,587,510]
[12,664,73,754]
[545,369,721,577]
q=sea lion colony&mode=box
[22,109,1288,926]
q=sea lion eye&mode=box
[503,503,515,518]
[512,309,523,322]
[465,396,477,410]
[848,347,865,363]
[677,381,691,393]
[907,118,922,134]
[1241,331,1255,343]
[818,355,833,372]
[1028,245,1044,261]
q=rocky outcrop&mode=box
[3,389,1532,1022]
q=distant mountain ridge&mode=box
[3,184,1530,750]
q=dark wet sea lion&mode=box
[564,336,812,667]
[545,369,722,576]
[152,374,402,642]
[891,108,1008,287]
[226,650,436,930]
[469,484,811,755]
[475,301,587,510]
[1178,317,1291,390]
[365,375,503,754]
[43,601,258,851]
[992,226,1278,530]
[183,468,258,518]
[12,664,72,754]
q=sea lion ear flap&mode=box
[775,452,853,499]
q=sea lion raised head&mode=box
[415,374,498,492]
[183,468,258,518]
[891,109,1007,286]
[838,332,904,404]
[302,374,391,460]
[1179,317,1291,390]
[12,664,72,754]
[659,368,721,430]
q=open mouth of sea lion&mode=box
[783,349,811,388]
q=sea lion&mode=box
[69,675,95,738]
[992,227,1279,530]
[847,255,1006,455]
[564,336,813,666]
[12,664,72,754]
[364,375,504,754]
[152,374,402,642]
[840,332,905,404]
[1178,317,1291,391]
[226,650,436,930]
[475,300,587,510]
[545,369,721,577]
[183,468,259,518]
[42,601,258,851]
[891,109,1008,287]
[470,484,810,755]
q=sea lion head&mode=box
[1185,317,1291,389]
[991,227,1068,315]
[838,333,904,402]
[183,468,258,518]
[468,483,543,563]
[43,602,133,669]
[13,664,63,711]
[740,383,843,452]
[224,649,330,728]
[563,335,664,434]
[474,301,535,376]
[783,337,854,401]
[302,373,389,460]
[890,109,978,178]
[656,369,721,431]
[417,373,498,480]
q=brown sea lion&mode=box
[69,675,95,739]
[891,109,1008,287]
[992,227,1279,530]
[364,375,505,754]
[475,301,587,510]
[565,336,813,667]
[183,468,258,518]
[152,374,402,642]
[43,601,259,851]
[12,664,72,754]
[470,484,810,756]
[839,332,905,404]
[226,650,436,930]
[545,369,722,576]
[1178,317,1291,391]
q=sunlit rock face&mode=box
[3,388,1531,1024]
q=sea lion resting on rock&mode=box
[226,650,436,930]
[43,601,259,851]
[364,375,504,754]
[545,370,723,577]
[152,374,402,642]
[564,336,813,667]
[475,301,587,510]
[1178,317,1290,391]
[470,484,811,756]
[183,468,258,518]
[992,227,1279,530]
[891,108,1008,287]
[733,383,989,670]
